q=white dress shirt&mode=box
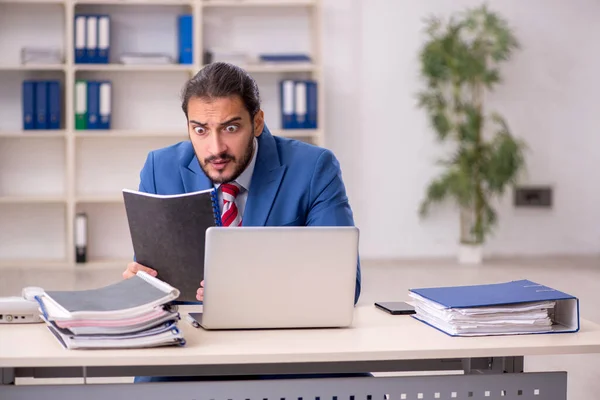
[214,137,258,219]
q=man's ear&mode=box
[253,109,265,137]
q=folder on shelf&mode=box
[280,79,318,130]
[177,15,193,65]
[74,15,87,63]
[35,81,48,130]
[86,15,98,64]
[259,53,312,63]
[22,80,36,130]
[48,80,61,130]
[99,81,111,130]
[408,279,580,337]
[75,80,87,130]
[294,80,307,129]
[306,80,318,129]
[280,80,295,129]
[97,15,110,64]
[87,80,100,129]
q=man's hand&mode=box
[123,262,157,279]
[196,280,205,301]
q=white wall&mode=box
[327,0,600,259]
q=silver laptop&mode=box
[197,226,359,330]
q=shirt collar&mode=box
[214,137,258,192]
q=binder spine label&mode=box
[98,15,110,64]
[75,15,87,63]
[75,80,87,130]
[99,81,111,130]
[280,80,295,130]
[86,16,98,64]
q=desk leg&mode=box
[1,368,15,385]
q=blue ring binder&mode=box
[210,188,222,226]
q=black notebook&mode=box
[122,188,222,302]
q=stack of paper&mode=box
[408,279,579,337]
[34,271,186,349]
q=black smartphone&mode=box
[374,301,416,315]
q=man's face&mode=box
[187,95,263,184]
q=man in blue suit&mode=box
[124,61,362,305]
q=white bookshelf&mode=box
[0,0,324,269]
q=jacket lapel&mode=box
[243,128,286,226]
[180,146,212,193]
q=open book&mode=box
[122,188,221,302]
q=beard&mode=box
[199,134,255,184]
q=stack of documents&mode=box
[34,271,186,349]
[408,279,580,337]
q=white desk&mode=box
[2,305,600,400]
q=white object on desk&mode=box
[0,296,42,324]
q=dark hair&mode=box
[181,62,261,119]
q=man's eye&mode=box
[225,125,238,133]
[194,127,205,135]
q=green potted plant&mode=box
[417,4,527,264]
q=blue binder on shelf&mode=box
[305,80,318,129]
[47,80,61,130]
[74,14,87,63]
[87,81,100,129]
[22,81,36,130]
[98,80,112,130]
[97,15,110,64]
[178,15,193,65]
[35,81,48,130]
[409,279,580,337]
[86,15,98,64]
[280,80,295,129]
[279,79,318,130]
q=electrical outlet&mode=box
[514,186,552,207]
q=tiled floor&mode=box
[1,256,599,399]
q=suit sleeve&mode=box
[138,151,157,194]
[307,149,362,305]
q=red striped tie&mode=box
[221,183,242,227]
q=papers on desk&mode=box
[408,279,580,337]
[34,271,186,349]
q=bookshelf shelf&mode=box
[74,64,195,72]
[74,130,185,137]
[0,0,324,269]
[202,0,316,7]
[75,194,124,203]
[74,0,192,5]
[0,196,67,204]
[0,130,67,138]
[0,64,66,71]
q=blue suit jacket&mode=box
[137,126,361,304]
